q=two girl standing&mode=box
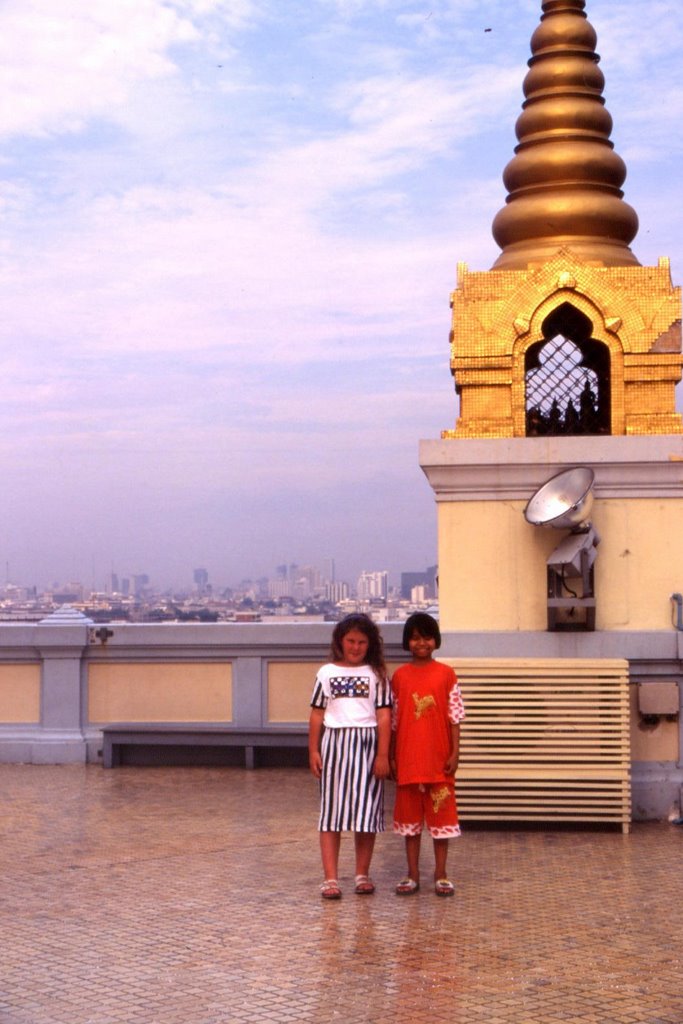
[308,611,465,899]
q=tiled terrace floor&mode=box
[1,764,682,1024]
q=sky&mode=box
[1,0,682,592]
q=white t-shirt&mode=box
[310,663,392,729]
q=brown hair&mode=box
[330,613,387,679]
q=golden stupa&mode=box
[446,0,682,439]
[422,0,683,635]
[419,0,683,825]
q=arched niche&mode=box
[512,299,625,436]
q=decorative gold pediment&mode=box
[448,255,682,438]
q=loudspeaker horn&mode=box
[524,467,595,531]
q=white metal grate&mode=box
[441,657,631,832]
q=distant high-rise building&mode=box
[132,574,149,598]
[268,578,291,600]
[297,565,322,597]
[274,563,300,590]
[51,582,84,605]
[292,576,311,601]
[357,570,388,601]
[322,558,335,584]
[194,568,209,593]
[325,581,349,603]
[400,565,437,600]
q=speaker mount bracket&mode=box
[524,467,599,632]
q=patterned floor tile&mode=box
[0,765,681,1024]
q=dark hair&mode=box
[330,614,387,679]
[402,612,441,651]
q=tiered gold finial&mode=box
[491,0,640,270]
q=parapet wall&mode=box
[0,621,680,820]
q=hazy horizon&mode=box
[2,557,432,595]
[2,0,681,591]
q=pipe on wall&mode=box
[672,593,683,631]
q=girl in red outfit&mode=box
[390,612,465,896]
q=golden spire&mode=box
[491,0,640,270]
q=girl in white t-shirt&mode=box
[309,614,392,900]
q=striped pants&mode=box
[318,727,384,833]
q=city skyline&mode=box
[0,556,435,597]
[1,1,682,590]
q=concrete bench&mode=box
[101,724,308,770]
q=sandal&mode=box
[354,874,375,895]
[320,879,342,900]
[435,878,455,897]
[395,877,420,895]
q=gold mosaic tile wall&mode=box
[445,251,683,438]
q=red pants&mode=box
[393,781,461,839]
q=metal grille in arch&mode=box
[525,334,610,436]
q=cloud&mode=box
[0,0,680,588]
[0,169,498,373]
[0,1,195,138]
[0,0,271,147]
[0,27,511,372]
